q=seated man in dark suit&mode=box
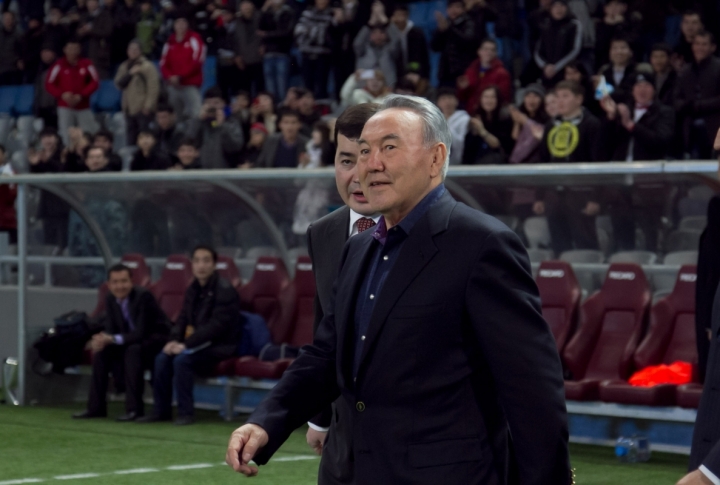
[73,264,169,421]
[139,245,242,426]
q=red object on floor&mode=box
[628,361,693,387]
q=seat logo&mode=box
[216,262,228,270]
[257,263,276,271]
[680,273,697,282]
[609,271,636,281]
[297,263,313,271]
[123,262,139,268]
[166,263,185,270]
[539,269,565,278]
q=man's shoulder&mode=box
[448,202,514,240]
[310,206,350,235]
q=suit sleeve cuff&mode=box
[113,334,123,345]
[700,465,720,485]
[307,422,330,433]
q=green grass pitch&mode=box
[0,404,689,484]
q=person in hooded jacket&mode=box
[534,0,583,87]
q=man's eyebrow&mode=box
[338,151,356,157]
[357,134,400,146]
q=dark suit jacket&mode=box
[690,282,720,472]
[171,273,242,357]
[696,196,720,380]
[255,133,310,168]
[605,102,675,161]
[104,287,169,346]
[248,191,571,485]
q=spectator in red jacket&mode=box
[0,145,16,244]
[457,38,512,115]
[160,17,205,121]
[45,39,100,146]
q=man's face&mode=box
[279,115,301,138]
[93,136,112,151]
[682,14,702,38]
[298,94,314,111]
[436,94,458,113]
[550,2,567,20]
[693,35,715,63]
[137,133,155,152]
[478,41,497,65]
[447,3,464,20]
[40,135,58,153]
[87,0,99,12]
[2,13,14,31]
[650,50,669,72]
[315,0,329,9]
[633,82,655,106]
[41,49,56,65]
[156,111,175,130]
[178,145,198,165]
[609,40,632,66]
[204,97,226,113]
[556,88,582,116]
[391,10,408,30]
[240,1,254,18]
[127,42,141,60]
[369,28,388,46]
[174,18,189,37]
[257,94,273,112]
[366,75,384,93]
[86,148,108,171]
[192,249,216,281]
[545,93,559,117]
[108,270,133,300]
[358,109,445,217]
[64,43,81,62]
[335,133,372,214]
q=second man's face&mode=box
[335,134,373,216]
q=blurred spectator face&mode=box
[298,93,315,112]
[233,93,250,112]
[391,9,409,30]
[137,133,156,153]
[564,65,582,82]
[369,28,388,47]
[41,49,56,65]
[140,2,152,13]
[550,2,568,21]
[335,133,370,213]
[249,128,267,147]
[436,93,459,114]
[108,269,133,300]
[191,248,216,282]
[279,114,301,140]
[86,148,109,172]
[692,34,716,63]
[203,95,226,116]
[87,0,99,13]
[447,2,464,20]
[312,128,323,146]
[545,92,559,117]
[177,144,198,166]
[28,19,41,30]
[478,41,497,65]
[240,1,254,17]
[366,73,386,94]
[49,8,62,24]
[632,81,654,106]
[555,88,582,117]
[2,12,15,31]
[93,135,113,152]
[650,49,670,73]
[40,134,59,153]
[681,13,703,40]
[64,42,82,63]
[315,0,330,9]
[670,51,686,72]
[156,110,175,130]
[523,92,542,114]
[609,40,632,66]
[174,18,189,38]
[283,88,300,110]
[479,88,498,113]
[127,42,142,61]
[257,93,275,113]
[604,0,627,18]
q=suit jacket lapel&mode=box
[356,192,456,376]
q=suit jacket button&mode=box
[356,401,365,412]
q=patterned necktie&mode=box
[357,217,377,233]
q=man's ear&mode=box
[430,143,447,177]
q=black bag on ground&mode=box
[33,311,103,373]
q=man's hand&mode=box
[600,96,617,119]
[129,64,142,76]
[226,424,270,476]
[543,64,557,79]
[169,75,180,87]
[163,340,179,355]
[582,201,601,216]
[456,75,470,90]
[234,56,245,70]
[306,428,326,455]
[677,470,713,485]
[61,92,74,105]
[90,332,114,353]
[173,343,186,355]
[713,127,720,152]
[533,200,545,215]
[434,11,449,31]
[617,103,632,128]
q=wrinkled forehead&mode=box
[360,109,424,145]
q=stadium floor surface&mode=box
[0,404,689,484]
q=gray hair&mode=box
[378,94,451,179]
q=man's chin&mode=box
[347,200,374,215]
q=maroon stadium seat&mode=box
[677,383,703,408]
[563,263,650,401]
[90,254,153,318]
[536,261,581,354]
[216,255,242,287]
[150,255,194,322]
[238,256,290,343]
[599,265,698,406]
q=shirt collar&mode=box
[372,184,446,245]
[349,209,382,237]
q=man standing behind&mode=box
[73,264,169,421]
[256,109,309,168]
[431,0,479,87]
[227,95,571,484]
[233,1,265,98]
[457,38,512,115]
[160,17,206,121]
[294,0,336,99]
[45,39,100,146]
[258,0,296,102]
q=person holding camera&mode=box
[184,86,245,169]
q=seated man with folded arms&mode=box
[73,264,170,421]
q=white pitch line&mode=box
[273,456,318,462]
[0,479,44,485]
[113,468,158,475]
[53,474,100,480]
[166,464,213,471]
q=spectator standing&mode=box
[676,11,704,65]
[216,10,240,102]
[0,12,23,86]
[45,39,100,146]
[388,5,430,80]
[353,24,401,88]
[185,87,245,169]
[45,8,70,58]
[674,31,720,159]
[650,43,676,107]
[258,0,296,102]
[152,104,184,163]
[131,130,172,170]
[160,17,205,121]
[256,109,309,168]
[136,0,161,59]
[598,37,637,104]
[487,0,522,74]
[238,123,267,168]
[294,0,336,99]
[115,40,161,147]
[77,0,113,79]
[436,87,470,165]
[0,145,16,244]
[233,2,265,98]
[21,16,45,84]
[330,0,367,101]
[463,85,514,164]
[34,47,58,130]
[534,0,583,87]
[340,69,391,107]
[111,0,140,68]
[594,0,640,70]
[457,38,512,116]
[464,0,490,46]
[431,0,480,87]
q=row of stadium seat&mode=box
[538,260,701,408]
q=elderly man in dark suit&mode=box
[73,264,169,421]
[304,103,381,477]
[227,95,571,484]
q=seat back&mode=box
[150,255,194,322]
[216,255,241,287]
[608,251,658,265]
[120,253,152,287]
[536,261,581,353]
[238,256,289,343]
[563,263,650,381]
[287,256,316,347]
[560,250,605,264]
[635,265,698,369]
